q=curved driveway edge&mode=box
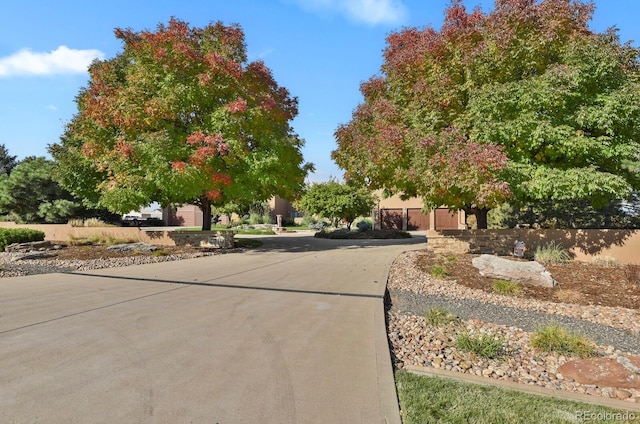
[0,232,424,423]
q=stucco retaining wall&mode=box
[427,229,640,264]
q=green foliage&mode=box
[425,307,458,326]
[152,249,170,257]
[0,157,86,223]
[50,18,312,231]
[395,371,635,424]
[492,280,522,296]
[0,144,17,176]
[429,265,447,278]
[456,332,505,359]
[295,180,376,230]
[534,241,572,266]
[531,323,596,358]
[489,199,640,229]
[0,228,45,251]
[333,1,640,229]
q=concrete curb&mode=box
[404,365,640,413]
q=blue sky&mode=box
[1,0,639,182]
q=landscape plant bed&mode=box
[387,250,640,406]
[415,251,640,311]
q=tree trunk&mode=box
[200,198,212,231]
[475,208,489,229]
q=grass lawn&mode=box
[396,371,639,424]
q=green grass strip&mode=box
[396,371,639,424]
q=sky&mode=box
[1,0,639,183]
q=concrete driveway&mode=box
[0,232,424,423]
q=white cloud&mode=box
[46,105,58,111]
[292,0,408,26]
[0,46,105,78]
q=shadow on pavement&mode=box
[237,231,427,253]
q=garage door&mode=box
[434,208,459,230]
[380,208,403,230]
[407,209,430,230]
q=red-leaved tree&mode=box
[51,18,312,230]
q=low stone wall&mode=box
[169,231,234,249]
[427,228,640,264]
[427,234,518,256]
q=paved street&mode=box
[0,232,424,423]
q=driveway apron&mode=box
[0,233,424,423]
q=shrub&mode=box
[425,307,458,326]
[533,241,571,266]
[356,219,372,232]
[308,221,327,230]
[430,265,447,278]
[456,332,505,359]
[0,228,45,251]
[68,219,84,227]
[492,279,522,296]
[152,249,170,257]
[446,255,458,263]
[314,228,411,239]
[530,323,596,358]
[248,213,262,225]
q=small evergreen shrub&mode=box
[0,228,45,251]
[356,219,372,232]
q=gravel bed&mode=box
[391,290,640,355]
[387,250,640,404]
[388,251,640,334]
[0,252,217,278]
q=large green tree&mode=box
[0,144,17,176]
[50,18,312,230]
[333,0,640,229]
[295,180,376,230]
[0,157,111,223]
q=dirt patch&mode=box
[415,251,640,311]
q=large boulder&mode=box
[471,254,557,288]
[558,355,640,389]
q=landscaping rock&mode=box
[471,254,557,288]
[558,355,640,389]
[106,242,158,252]
[5,241,52,253]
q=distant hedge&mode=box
[0,228,46,251]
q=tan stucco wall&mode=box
[433,228,640,265]
[0,222,176,246]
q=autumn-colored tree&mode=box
[50,18,312,230]
[333,0,640,228]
